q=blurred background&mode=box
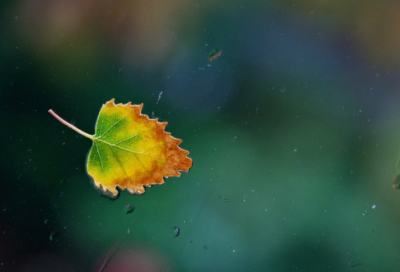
[1,0,400,271]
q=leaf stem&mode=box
[48,109,94,140]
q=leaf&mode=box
[393,174,400,189]
[49,99,192,198]
[207,48,222,61]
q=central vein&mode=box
[94,138,162,159]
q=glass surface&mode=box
[1,1,400,271]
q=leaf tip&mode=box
[105,98,116,108]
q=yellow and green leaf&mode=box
[49,99,192,198]
[393,175,400,189]
[208,48,222,61]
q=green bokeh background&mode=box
[2,0,400,271]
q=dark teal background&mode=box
[1,1,400,271]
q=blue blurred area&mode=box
[2,0,400,271]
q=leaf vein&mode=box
[98,113,130,138]
[109,146,128,177]
[95,141,109,184]
[97,138,162,159]
[115,128,154,145]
